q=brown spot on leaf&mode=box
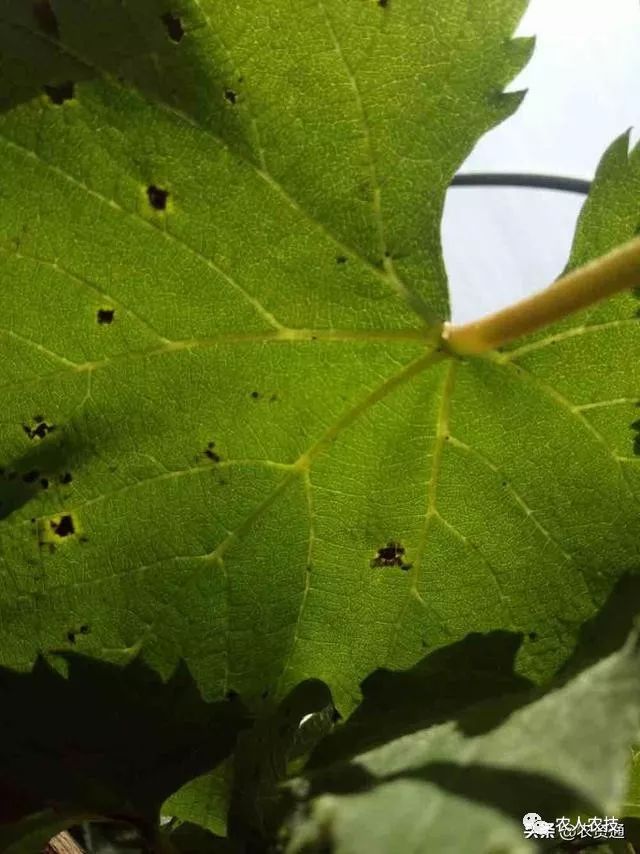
[43,81,74,105]
[51,514,75,538]
[161,11,184,42]
[23,418,55,440]
[147,185,169,210]
[370,541,411,571]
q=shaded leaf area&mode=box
[306,630,534,771]
[0,653,250,843]
[228,679,334,851]
[163,820,235,853]
[283,633,640,854]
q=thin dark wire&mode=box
[450,173,591,195]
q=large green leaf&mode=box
[2,0,640,831]
[283,632,640,854]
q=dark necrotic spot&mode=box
[40,478,49,489]
[371,541,411,571]
[205,442,221,463]
[33,0,59,37]
[378,0,389,6]
[336,255,347,265]
[224,89,237,105]
[51,514,75,538]
[250,390,260,400]
[147,185,169,210]
[226,689,239,701]
[97,308,115,325]
[161,11,184,42]
[632,410,640,455]
[43,81,74,105]
[528,631,538,642]
[80,623,90,634]
[67,630,76,644]
[60,472,73,484]
[23,418,55,440]
[22,470,40,484]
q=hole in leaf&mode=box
[23,418,55,440]
[161,11,184,42]
[43,81,74,105]
[97,308,115,325]
[51,514,75,538]
[33,0,59,37]
[147,185,169,210]
[370,542,412,571]
[224,89,237,105]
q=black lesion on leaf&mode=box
[250,390,261,400]
[22,470,40,485]
[631,407,640,455]
[147,185,169,210]
[370,541,412,571]
[336,255,347,265]
[224,88,237,105]
[528,631,538,642]
[51,514,75,538]
[67,624,91,644]
[43,81,74,105]
[60,472,73,484]
[161,11,184,43]
[23,417,56,441]
[33,0,59,38]
[39,477,49,490]
[378,0,389,7]
[204,442,221,463]
[97,308,115,325]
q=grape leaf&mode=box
[1,0,640,834]
[283,632,640,854]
